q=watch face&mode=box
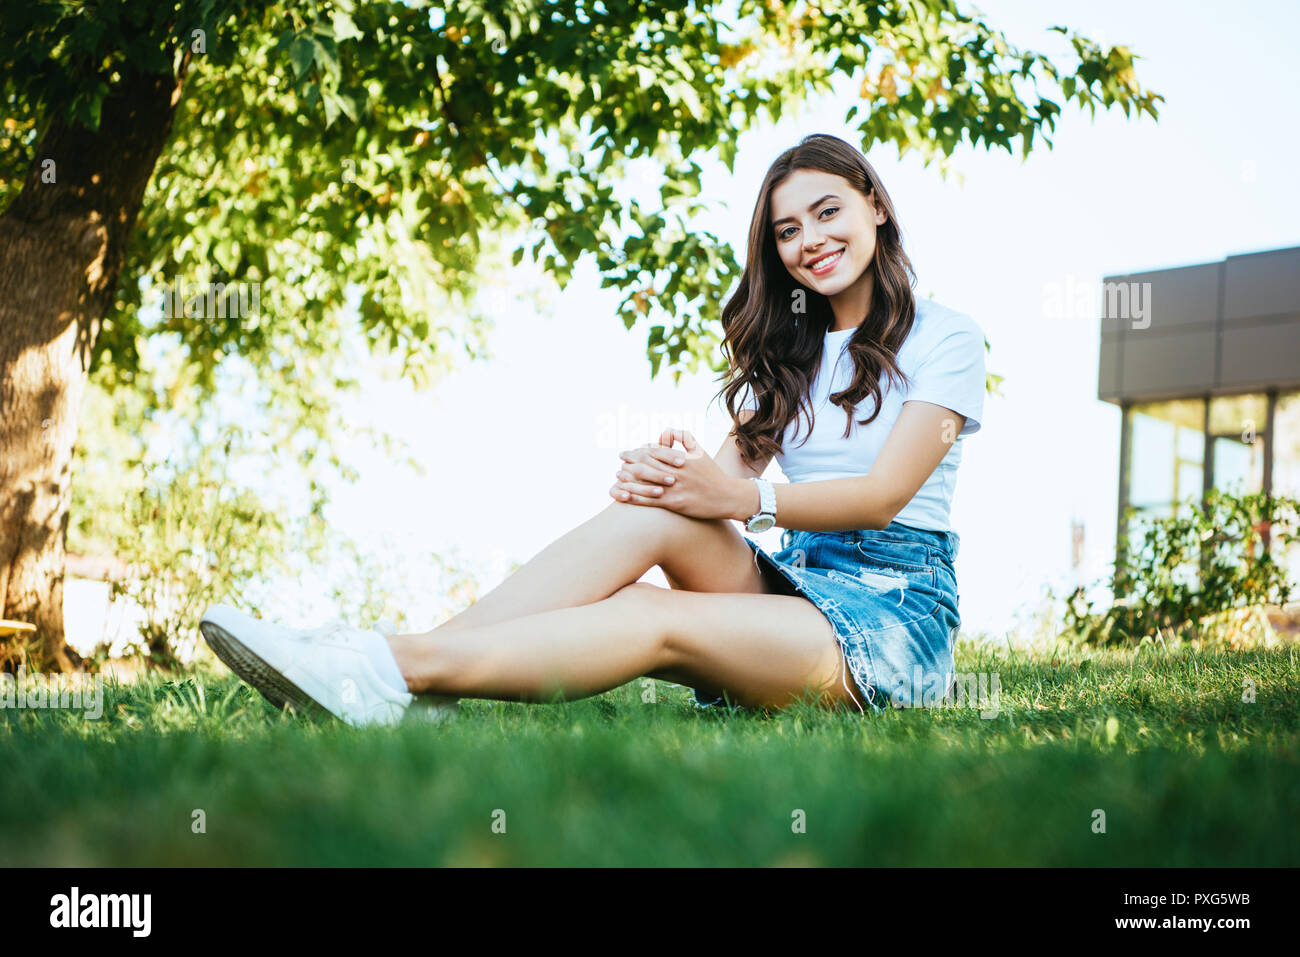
[748,514,775,533]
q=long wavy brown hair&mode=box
[717,133,918,466]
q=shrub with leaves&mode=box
[102,429,323,672]
[1061,489,1300,647]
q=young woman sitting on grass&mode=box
[200,132,986,726]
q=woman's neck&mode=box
[826,265,875,331]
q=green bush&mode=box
[92,430,488,671]
[1061,489,1300,647]
[99,428,322,672]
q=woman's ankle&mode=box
[387,627,463,695]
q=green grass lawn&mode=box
[1,638,1296,866]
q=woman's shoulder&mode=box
[896,299,983,373]
[912,296,984,341]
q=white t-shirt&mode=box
[739,298,986,532]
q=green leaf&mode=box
[322,88,340,127]
[331,11,364,42]
[290,35,315,78]
[312,37,340,78]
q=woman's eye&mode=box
[777,208,835,240]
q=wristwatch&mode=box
[745,477,777,533]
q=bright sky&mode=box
[269,0,1300,642]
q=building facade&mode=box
[1098,245,1300,591]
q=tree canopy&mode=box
[2,0,1160,384]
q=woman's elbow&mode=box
[867,496,908,530]
[863,512,894,531]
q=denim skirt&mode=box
[690,521,962,714]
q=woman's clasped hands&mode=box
[609,429,754,522]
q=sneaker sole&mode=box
[406,698,460,724]
[200,620,335,722]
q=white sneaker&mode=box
[199,605,413,727]
[372,619,461,725]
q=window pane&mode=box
[1275,392,1300,499]
[1177,463,1203,503]
[1128,399,1205,511]
[1212,434,1264,494]
[1272,392,1300,589]
[1209,393,1268,436]
[1176,427,1203,460]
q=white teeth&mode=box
[810,250,843,271]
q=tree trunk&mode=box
[0,69,181,673]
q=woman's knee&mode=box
[604,500,715,556]
[610,582,684,666]
[610,580,672,609]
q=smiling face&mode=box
[769,168,888,325]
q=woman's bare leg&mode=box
[424,500,766,635]
[388,499,860,710]
[389,581,859,711]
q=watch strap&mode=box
[748,477,776,520]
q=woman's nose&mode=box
[803,228,826,251]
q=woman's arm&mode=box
[613,401,964,532]
[711,410,772,482]
[740,401,965,531]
